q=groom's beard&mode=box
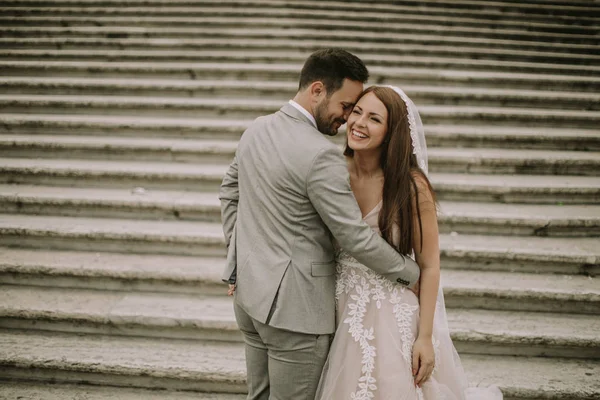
[315,100,346,136]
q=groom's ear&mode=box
[309,81,326,102]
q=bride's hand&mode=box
[412,336,435,387]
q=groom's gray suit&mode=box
[219,103,420,400]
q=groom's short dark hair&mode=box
[298,49,369,95]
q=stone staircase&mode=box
[0,0,599,398]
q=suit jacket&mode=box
[219,103,420,335]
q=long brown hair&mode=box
[344,86,436,255]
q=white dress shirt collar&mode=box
[288,100,317,129]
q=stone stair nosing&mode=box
[2,77,599,110]
[0,284,598,358]
[4,0,599,12]
[1,16,599,45]
[0,329,247,393]
[1,184,599,237]
[0,213,228,257]
[0,329,598,399]
[2,95,599,128]
[1,115,598,151]
[430,173,600,204]
[0,215,598,289]
[3,51,600,77]
[3,135,600,177]
[423,125,600,152]
[0,244,596,295]
[441,269,599,315]
[0,247,227,295]
[0,382,246,400]
[1,158,599,203]
[0,114,252,140]
[2,61,599,92]
[2,26,599,56]
[6,8,596,36]
[2,1,599,26]
[0,134,239,165]
[0,157,226,192]
[2,37,599,67]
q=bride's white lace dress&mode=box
[316,202,502,400]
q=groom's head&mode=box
[295,49,369,136]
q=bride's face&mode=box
[346,92,388,153]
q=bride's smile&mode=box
[347,91,388,151]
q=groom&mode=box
[219,49,421,400]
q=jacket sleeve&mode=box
[306,147,420,287]
[219,154,239,283]
[219,154,239,247]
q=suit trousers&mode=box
[234,301,331,400]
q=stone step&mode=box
[1,228,597,288]
[0,113,251,140]
[431,173,600,204]
[0,157,225,192]
[0,329,598,399]
[0,213,228,257]
[1,284,598,358]
[2,77,599,110]
[422,125,600,151]
[428,147,600,176]
[1,158,599,203]
[4,51,599,78]
[438,201,600,237]
[3,37,598,67]
[2,62,598,92]
[0,382,245,400]
[0,329,247,393]
[0,135,238,165]
[1,15,598,45]
[2,27,598,57]
[2,184,598,237]
[3,135,599,177]
[0,247,227,295]
[2,95,599,128]
[441,269,599,314]
[1,114,598,151]
[4,0,598,14]
[2,2,598,29]
[0,216,598,277]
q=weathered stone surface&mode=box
[1,284,598,358]
[1,184,599,237]
[1,61,598,90]
[1,26,598,62]
[0,214,226,256]
[4,77,599,109]
[2,0,598,25]
[1,0,598,397]
[0,329,247,392]
[3,135,600,176]
[0,329,598,399]
[0,382,245,400]
[0,247,225,294]
[2,95,600,127]
[2,158,599,202]
[0,14,597,45]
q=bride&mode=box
[315,86,503,400]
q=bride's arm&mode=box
[410,173,440,385]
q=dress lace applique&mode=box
[389,287,419,364]
[337,250,419,399]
